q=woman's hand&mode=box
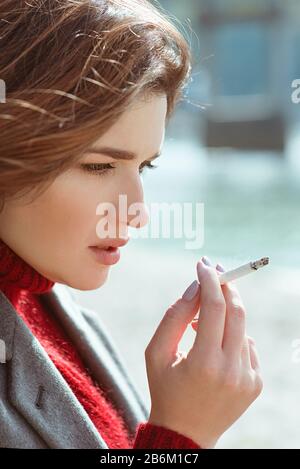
[145,256,263,449]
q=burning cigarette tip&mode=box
[250,257,270,270]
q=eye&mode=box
[139,161,158,175]
[80,161,158,177]
[80,163,115,176]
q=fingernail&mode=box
[202,256,212,266]
[216,263,225,272]
[182,280,199,301]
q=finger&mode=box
[189,299,201,329]
[190,262,226,333]
[193,257,226,351]
[248,337,261,372]
[241,335,252,369]
[190,262,225,333]
[221,281,246,361]
[146,280,200,366]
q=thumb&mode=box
[147,280,200,366]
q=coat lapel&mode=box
[39,284,149,439]
[0,290,108,448]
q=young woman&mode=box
[0,0,263,449]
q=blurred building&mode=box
[160,0,300,152]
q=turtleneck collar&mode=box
[0,238,55,296]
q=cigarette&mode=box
[218,257,270,285]
[191,257,270,325]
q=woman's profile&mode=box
[0,0,263,449]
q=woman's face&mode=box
[0,94,167,290]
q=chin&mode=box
[65,268,110,291]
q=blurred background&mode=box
[72,0,300,448]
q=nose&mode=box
[127,201,150,229]
[122,175,150,231]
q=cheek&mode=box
[45,174,120,249]
[30,184,114,287]
[40,180,102,249]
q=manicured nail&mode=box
[182,280,199,301]
[202,256,212,266]
[216,263,225,272]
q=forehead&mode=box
[92,94,167,155]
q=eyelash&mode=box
[80,161,158,177]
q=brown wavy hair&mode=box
[0,0,192,212]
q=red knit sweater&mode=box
[0,239,201,449]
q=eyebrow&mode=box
[87,146,162,161]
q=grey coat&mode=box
[0,283,149,448]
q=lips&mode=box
[88,238,129,265]
[89,245,121,265]
[91,237,130,250]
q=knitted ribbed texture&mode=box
[133,422,201,449]
[0,240,55,302]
